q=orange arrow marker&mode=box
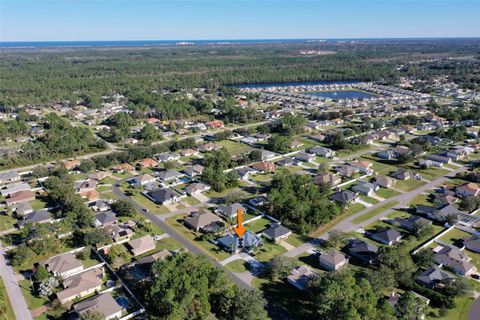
[233,207,246,237]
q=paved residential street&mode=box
[0,241,33,320]
[111,184,253,289]
[284,164,469,258]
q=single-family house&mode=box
[427,154,451,164]
[456,183,480,198]
[184,209,223,232]
[73,293,123,320]
[319,251,349,271]
[464,235,480,253]
[434,246,475,276]
[370,228,402,245]
[251,161,276,173]
[206,120,225,129]
[57,268,103,304]
[295,152,315,163]
[313,172,341,186]
[352,181,379,196]
[277,157,295,167]
[88,171,112,181]
[348,161,373,174]
[94,211,118,228]
[180,148,199,157]
[262,224,292,242]
[287,266,318,291]
[140,157,158,168]
[308,146,335,158]
[185,182,210,195]
[63,160,81,171]
[216,203,245,220]
[393,216,431,232]
[157,170,183,183]
[416,267,455,289]
[12,202,33,216]
[132,174,156,187]
[260,150,276,161]
[329,190,359,205]
[391,168,413,180]
[376,150,397,160]
[148,188,181,205]
[127,235,156,256]
[18,210,53,228]
[347,239,378,264]
[41,252,84,278]
[374,176,394,189]
[156,152,180,163]
[113,163,135,174]
[5,189,35,206]
[183,164,204,178]
[1,182,31,197]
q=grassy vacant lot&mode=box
[395,179,426,191]
[216,140,252,156]
[0,277,15,320]
[413,167,450,181]
[344,203,366,216]
[284,233,309,248]
[409,192,433,206]
[352,201,399,224]
[376,187,401,199]
[225,259,248,273]
[0,214,16,231]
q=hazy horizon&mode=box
[1,0,479,42]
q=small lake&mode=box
[304,90,376,100]
[234,80,358,89]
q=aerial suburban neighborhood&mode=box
[1,4,480,319]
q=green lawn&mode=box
[245,217,272,233]
[31,198,49,211]
[438,228,471,245]
[18,279,50,310]
[0,214,16,231]
[395,179,426,191]
[100,191,118,200]
[251,174,274,182]
[183,196,200,205]
[376,187,401,199]
[225,259,248,273]
[409,192,433,206]
[351,201,399,224]
[360,195,379,205]
[96,185,112,193]
[0,277,15,320]
[216,140,252,156]
[284,233,308,248]
[127,190,170,214]
[344,203,366,216]
[155,237,183,251]
[254,241,287,262]
[428,295,475,320]
[166,215,231,261]
[112,172,134,179]
[414,167,449,180]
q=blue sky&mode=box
[1,0,479,41]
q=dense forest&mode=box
[1,39,479,106]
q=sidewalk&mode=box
[0,241,33,320]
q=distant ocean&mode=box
[1,38,475,49]
[0,39,322,48]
